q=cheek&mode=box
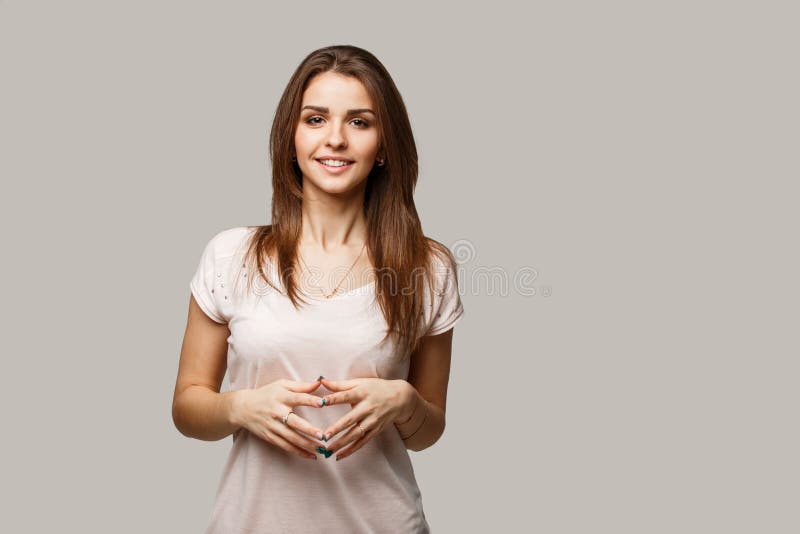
[294,127,320,153]
[293,131,308,155]
[356,132,381,157]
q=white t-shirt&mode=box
[189,226,464,533]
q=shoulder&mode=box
[423,236,459,283]
[420,236,465,336]
[424,235,457,261]
[204,226,258,260]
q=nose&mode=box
[325,120,347,149]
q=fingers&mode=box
[287,392,325,408]
[322,408,368,441]
[271,416,324,456]
[325,422,363,455]
[320,377,358,391]
[283,378,324,392]
[328,419,383,461]
[283,408,327,441]
[320,389,358,407]
[257,421,318,460]
[318,377,361,407]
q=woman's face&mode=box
[294,71,381,199]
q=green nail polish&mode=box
[324,449,333,458]
[322,435,328,442]
[316,446,326,454]
[317,375,324,380]
[321,398,327,406]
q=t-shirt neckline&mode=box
[299,279,376,301]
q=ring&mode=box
[357,424,366,436]
[282,411,295,425]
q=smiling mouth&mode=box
[316,159,355,172]
[316,158,354,167]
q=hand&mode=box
[319,377,414,461]
[230,378,326,460]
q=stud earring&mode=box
[376,157,385,167]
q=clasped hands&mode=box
[231,376,416,461]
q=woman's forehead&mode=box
[302,72,373,110]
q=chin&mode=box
[305,178,364,197]
[304,172,368,196]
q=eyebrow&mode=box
[301,105,375,116]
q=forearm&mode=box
[172,386,241,441]
[394,384,445,452]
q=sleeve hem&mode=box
[190,281,227,324]
[426,304,464,337]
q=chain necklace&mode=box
[297,241,367,299]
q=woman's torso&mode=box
[198,226,432,533]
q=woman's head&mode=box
[244,45,456,359]
[293,70,381,200]
[270,44,418,209]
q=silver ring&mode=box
[282,411,294,425]
[357,424,366,436]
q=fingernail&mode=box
[322,434,328,442]
[324,449,333,458]
[321,398,327,406]
[316,446,327,455]
[317,375,324,380]
[316,431,323,439]
[336,455,342,461]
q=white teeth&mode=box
[319,159,351,167]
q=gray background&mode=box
[2,1,797,532]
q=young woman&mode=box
[172,45,464,533]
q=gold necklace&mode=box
[297,242,367,299]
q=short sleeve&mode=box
[426,257,465,336]
[189,233,229,324]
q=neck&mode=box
[300,194,368,252]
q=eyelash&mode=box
[305,116,370,128]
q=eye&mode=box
[303,115,370,128]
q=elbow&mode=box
[428,423,446,450]
[172,402,183,435]
[171,396,190,438]
[407,418,446,452]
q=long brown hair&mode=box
[240,44,457,359]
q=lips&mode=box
[316,158,354,165]
[316,159,354,174]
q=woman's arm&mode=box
[394,328,455,451]
[172,295,240,441]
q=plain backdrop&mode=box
[1,1,797,532]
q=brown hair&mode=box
[240,44,457,359]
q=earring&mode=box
[376,157,385,167]
[291,155,297,161]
